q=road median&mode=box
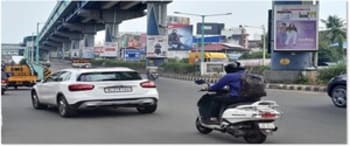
[160,73,327,93]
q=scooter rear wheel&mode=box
[195,117,212,134]
[243,131,267,144]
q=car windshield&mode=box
[77,71,142,82]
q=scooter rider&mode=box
[198,61,252,124]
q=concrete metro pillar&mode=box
[70,40,81,59]
[105,24,119,43]
[105,23,120,58]
[62,41,70,59]
[146,2,168,67]
[81,34,95,58]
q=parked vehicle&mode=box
[194,80,281,144]
[327,74,347,108]
[4,64,37,89]
[31,67,159,117]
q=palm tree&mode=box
[321,15,346,48]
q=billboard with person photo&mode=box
[147,35,168,58]
[274,5,318,51]
[119,33,147,49]
[168,24,193,50]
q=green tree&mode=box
[321,15,346,48]
[239,51,271,59]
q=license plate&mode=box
[104,86,132,93]
[258,123,275,129]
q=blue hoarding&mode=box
[193,36,225,43]
[124,49,142,61]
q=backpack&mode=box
[239,72,267,99]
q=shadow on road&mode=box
[42,107,151,119]
[6,88,32,91]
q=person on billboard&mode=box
[278,22,287,47]
[168,29,184,49]
[128,37,139,48]
[154,43,162,56]
[285,23,298,46]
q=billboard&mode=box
[71,49,80,58]
[120,33,147,49]
[196,23,225,35]
[146,35,168,58]
[81,47,95,59]
[168,24,193,50]
[274,5,318,51]
[193,36,225,43]
[124,49,142,61]
[95,42,118,57]
[167,15,190,25]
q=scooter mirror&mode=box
[194,79,206,85]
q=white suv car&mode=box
[31,67,159,117]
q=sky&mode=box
[1,0,348,44]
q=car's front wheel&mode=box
[137,104,157,114]
[331,85,347,108]
[31,91,46,109]
[57,96,76,117]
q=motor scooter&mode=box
[194,79,281,144]
[146,66,159,81]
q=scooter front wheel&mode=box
[195,117,212,134]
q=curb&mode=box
[160,73,327,93]
[266,83,327,92]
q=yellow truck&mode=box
[4,64,37,89]
[188,52,228,64]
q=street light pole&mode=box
[200,15,205,67]
[31,32,35,63]
[262,25,266,66]
[35,22,41,64]
[174,11,232,75]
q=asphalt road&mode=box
[1,60,347,144]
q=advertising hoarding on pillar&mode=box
[271,1,319,71]
[274,5,318,51]
[146,35,168,58]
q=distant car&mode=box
[327,74,347,108]
[31,67,159,117]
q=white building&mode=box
[1,43,26,63]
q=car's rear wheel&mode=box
[331,85,346,108]
[137,104,157,114]
[57,96,76,117]
[31,91,46,109]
